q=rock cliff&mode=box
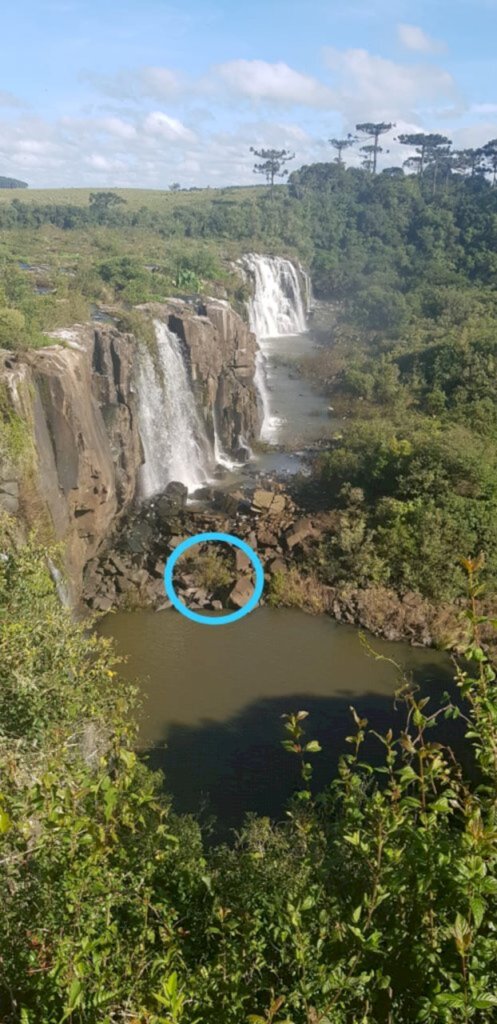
[0,300,260,603]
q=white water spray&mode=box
[241,254,308,440]
[137,320,212,497]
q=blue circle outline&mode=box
[164,531,264,626]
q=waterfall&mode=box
[213,409,239,471]
[242,254,308,338]
[136,320,212,498]
[241,254,308,440]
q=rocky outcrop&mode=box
[82,483,468,650]
[0,325,141,603]
[0,300,260,603]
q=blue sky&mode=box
[1,0,496,187]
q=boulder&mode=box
[235,549,251,573]
[91,595,113,613]
[168,535,187,550]
[228,577,254,609]
[251,489,287,517]
[284,518,318,550]
[157,481,188,515]
[251,489,274,513]
[108,553,129,575]
[215,489,245,515]
[256,525,278,547]
[269,557,288,575]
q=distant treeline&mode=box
[0,175,27,189]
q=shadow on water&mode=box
[97,606,467,842]
[145,668,466,839]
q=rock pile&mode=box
[81,482,465,649]
[82,484,324,614]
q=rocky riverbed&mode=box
[83,479,467,649]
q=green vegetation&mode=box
[2,159,497,607]
[179,545,234,591]
[0,382,33,467]
[2,536,497,1022]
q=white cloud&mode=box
[323,47,457,121]
[86,154,116,171]
[100,117,137,139]
[143,110,196,141]
[397,24,445,54]
[215,59,335,108]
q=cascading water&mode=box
[243,254,307,338]
[136,320,212,498]
[241,254,308,440]
[213,409,239,471]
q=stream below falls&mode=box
[98,262,457,829]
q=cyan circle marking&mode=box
[164,531,264,626]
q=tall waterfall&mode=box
[241,254,308,440]
[243,254,308,338]
[137,320,212,498]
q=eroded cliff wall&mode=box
[0,300,259,603]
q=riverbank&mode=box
[84,480,469,650]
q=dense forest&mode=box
[3,157,497,1020]
[5,159,497,602]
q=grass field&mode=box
[0,185,268,210]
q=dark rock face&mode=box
[0,328,140,603]
[0,299,260,604]
[156,482,188,517]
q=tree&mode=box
[452,148,486,178]
[403,155,422,175]
[382,166,404,178]
[355,122,394,174]
[329,136,356,165]
[483,139,497,185]
[397,133,450,176]
[425,144,453,195]
[89,191,126,217]
[360,144,379,174]
[0,175,28,189]
[250,147,295,191]
[169,182,181,191]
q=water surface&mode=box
[98,607,455,831]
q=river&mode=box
[98,258,456,831]
[98,606,455,832]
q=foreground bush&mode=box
[1,534,497,1022]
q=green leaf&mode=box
[0,807,12,834]
[304,740,322,753]
[470,897,486,929]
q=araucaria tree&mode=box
[398,132,452,178]
[329,136,356,164]
[250,147,295,191]
[355,121,393,174]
